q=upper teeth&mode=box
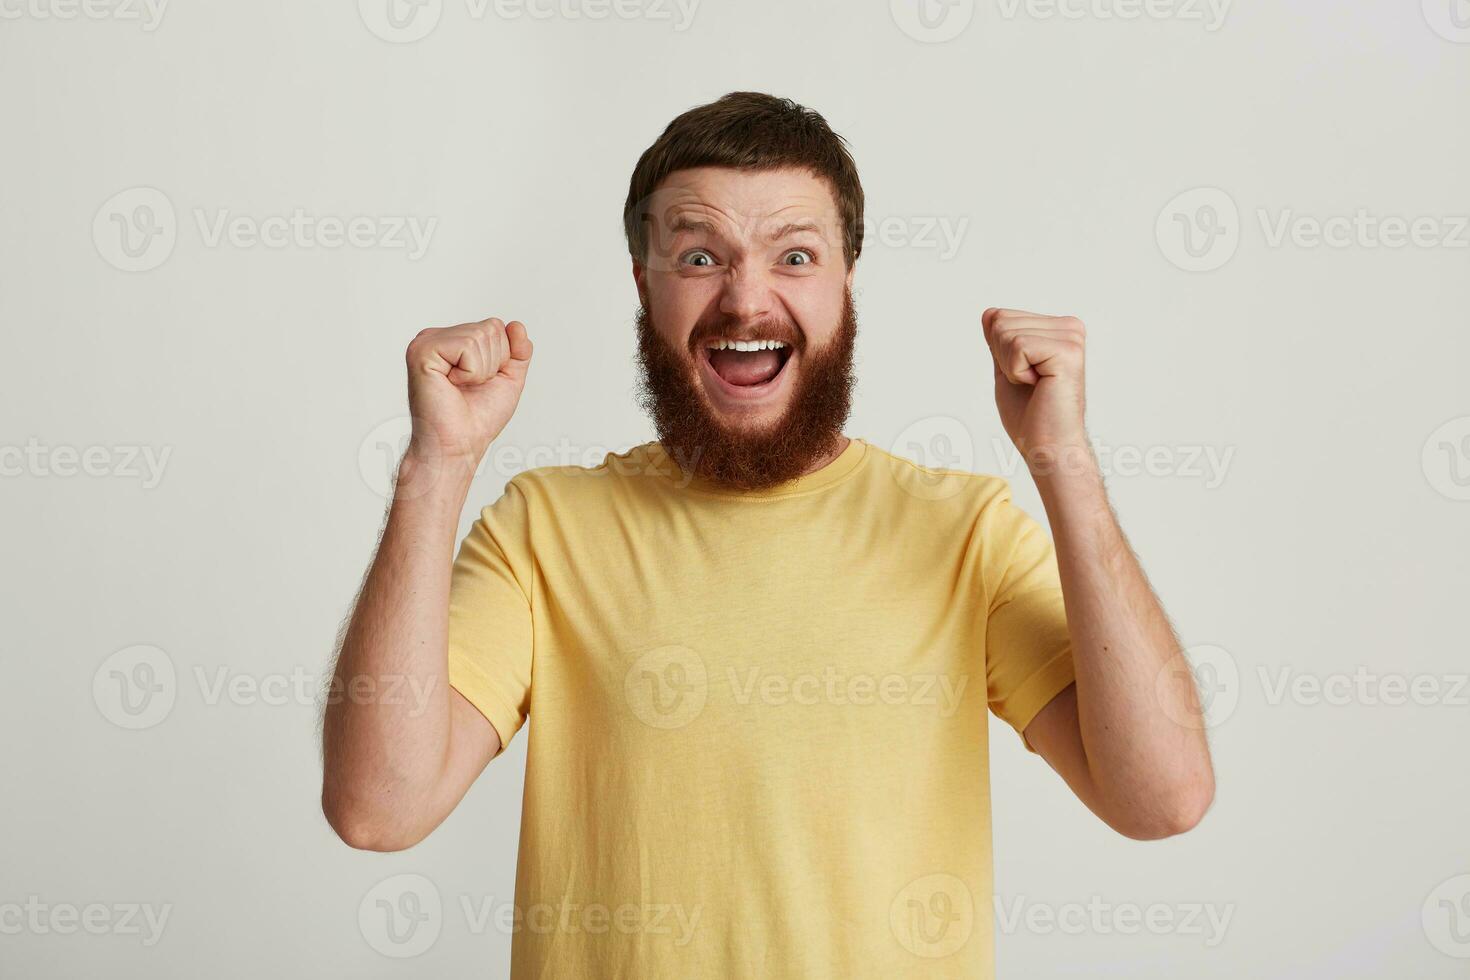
[707,339,788,352]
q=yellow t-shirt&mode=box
[447,436,1075,979]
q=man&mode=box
[321,91,1215,978]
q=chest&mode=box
[523,502,987,753]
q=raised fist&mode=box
[404,317,532,467]
[981,307,1087,459]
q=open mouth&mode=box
[699,338,793,393]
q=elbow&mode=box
[1112,776,1216,841]
[322,791,425,853]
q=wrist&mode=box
[395,449,477,504]
[1023,439,1105,499]
[1018,435,1095,479]
[1031,461,1109,543]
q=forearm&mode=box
[321,452,475,845]
[1032,446,1214,834]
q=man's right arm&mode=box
[320,317,533,852]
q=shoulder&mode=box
[859,440,1019,515]
[483,441,671,510]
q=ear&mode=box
[632,259,648,305]
[844,261,855,291]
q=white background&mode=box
[2,0,1468,976]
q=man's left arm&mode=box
[982,307,1215,841]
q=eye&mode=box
[781,249,814,266]
[681,249,716,267]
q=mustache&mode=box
[686,312,805,354]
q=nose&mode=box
[717,264,774,324]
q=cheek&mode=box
[646,282,704,349]
[781,282,845,348]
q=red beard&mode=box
[634,285,858,491]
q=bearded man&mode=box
[321,91,1215,979]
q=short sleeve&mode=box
[980,487,1075,754]
[446,478,534,757]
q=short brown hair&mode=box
[623,92,865,269]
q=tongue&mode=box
[709,349,782,387]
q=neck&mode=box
[798,434,851,477]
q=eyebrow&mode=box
[668,215,719,236]
[765,220,827,242]
[666,215,829,243]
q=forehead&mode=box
[647,166,840,233]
